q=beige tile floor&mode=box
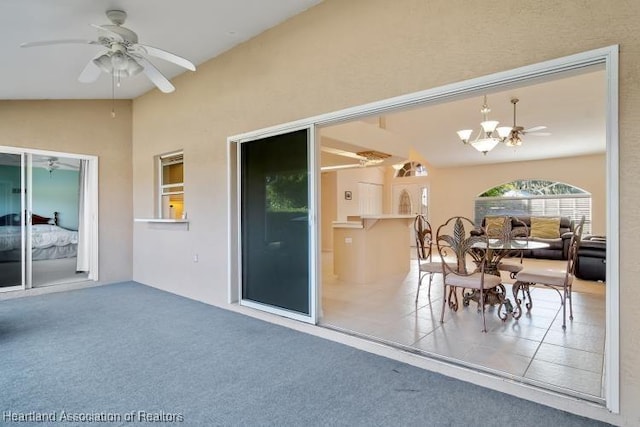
[320,252,606,401]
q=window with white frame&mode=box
[158,151,184,219]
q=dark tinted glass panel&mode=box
[241,129,309,315]
[0,154,23,287]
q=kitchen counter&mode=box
[332,215,413,284]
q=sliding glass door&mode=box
[239,127,317,321]
[0,153,25,289]
[31,154,88,287]
[0,148,98,291]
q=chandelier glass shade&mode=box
[457,95,511,155]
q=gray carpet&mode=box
[0,282,611,426]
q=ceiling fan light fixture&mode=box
[126,58,143,76]
[93,54,112,73]
[506,133,523,147]
[110,51,128,70]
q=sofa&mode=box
[575,235,606,282]
[473,215,575,260]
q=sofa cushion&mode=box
[485,216,506,237]
[530,217,561,238]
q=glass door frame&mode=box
[0,146,100,292]
[230,124,319,324]
[0,150,26,291]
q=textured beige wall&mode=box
[131,0,639,424]
[0,100,133,284]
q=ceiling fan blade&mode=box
[137,57,175,93]
[58,162,80,169]
[90,24,124,42]
[526,132,552,137]
[20,39,98,48]
[134,44,196,71]
[78,58,102,83]
[523,125,547,133]
[321,147,366,160]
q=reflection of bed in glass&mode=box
[0,212,78,262]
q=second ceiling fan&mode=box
[506,98,551,147]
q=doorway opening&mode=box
[229,46,618,411]
[0,148,98,291]
[317,59,613,404]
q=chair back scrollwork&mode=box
[436,216,486,276]
[414,214,433,262]
[567,216,585,277]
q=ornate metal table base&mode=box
[461,283,518,321]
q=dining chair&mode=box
[414,215,456,302]
[512,216,585,329]
[497,216,529,279]
[414,215,437,301]
[436,216,506,332]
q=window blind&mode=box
[475,195,592,234]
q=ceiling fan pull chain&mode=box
[111,72,116,118]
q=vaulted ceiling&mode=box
[1,0,322,99]
[2,1,605,168]
[320,67,606,168]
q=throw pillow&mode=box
[530,216,561,239]
[485,216,507,238]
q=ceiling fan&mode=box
[506,98,551,147]
[20,10,196,93]
[34,157,79,173]
[321,147,392,170]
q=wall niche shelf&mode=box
[134,218,189,223]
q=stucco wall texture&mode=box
[132,1,639,425]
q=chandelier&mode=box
[456,95,512,155]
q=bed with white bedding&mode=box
[0,213,78,262]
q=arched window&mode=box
[475,179,592,234]
[395,161,428,178]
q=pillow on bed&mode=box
[530,216,561,239]
[31,214,52,225]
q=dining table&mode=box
[464,239,551,319]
